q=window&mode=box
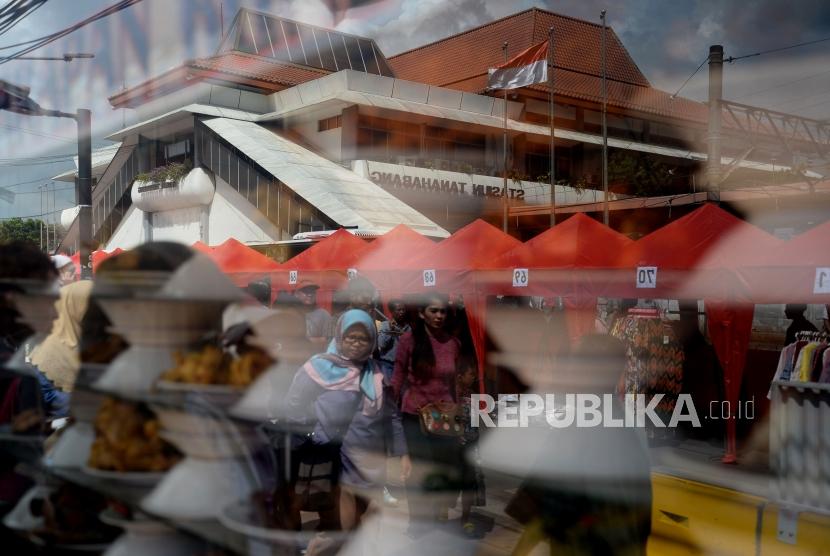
[318,115,342,132]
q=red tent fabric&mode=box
[208,238,280,273]
[739,220,830,303]
[277,229,370,311]
[354,225,436,297]
[617,203,781,300]
[485,214,634,341]
[191,241,212,255]
[70,248,124,274]
[404,219,521,293]
[617,204,781,463]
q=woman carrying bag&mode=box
[392,293,471,537]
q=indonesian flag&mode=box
[487,40,549,90]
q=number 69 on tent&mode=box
[513,268,529,287]
[636,266,657,289]
[423,269,436,287]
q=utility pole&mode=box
[0,79,93,275]
[502,41,509,234]
[548,27,556,228]
[600,10,609,226]
[706,45,723,200]
[77,109,92,279]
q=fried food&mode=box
[161,344,272,387]
[88,398,181,472]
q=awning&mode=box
[202,117,450,238]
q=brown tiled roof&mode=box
[188,51,330,88]
[389,7,650,88]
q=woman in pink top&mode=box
[392,293,470,537]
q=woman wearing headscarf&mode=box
[29,280,93,416]
[282,309,407,538]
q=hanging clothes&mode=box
[769,332,830,392]
[610,311,684,426]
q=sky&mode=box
[1,0,829,221]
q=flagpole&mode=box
[601,10,609,226]
[548,27,555,228]
[502,41,509,234]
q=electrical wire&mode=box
[670,57,708,99]
[0,0,145,64]
[0,206,67,220]
[0,0,47,39]
[0,122,75,142]
[731,66,830,101]
[726,36,830,63]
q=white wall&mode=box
[207,178,280,245]
[291,118,342,161]
[105,205,147,251]
[151,206,203,244]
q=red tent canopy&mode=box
[191,241,212,255]
[483,214,635,341]
[404,219,521,293]
[740,220,830,303]
[498,213,633,270]
[617,204,781,463]
[483,213,633,299]
[616,203,781,300]
[282,229,369,272]
[208,238,280,273]
[355,225,437,295]
[277,229,369,309]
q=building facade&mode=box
[56,7,826,257]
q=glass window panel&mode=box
[267,181,279,225]
[248,13,269,56]
[237,12,257,54]
[229,151,240,192]
[212,138,220,176]
[358,39,380,74]
[291,194,303,235]
[256,173,268,212]
[333,34,352,69]
[298,24,322,68]
[219,145,230,184]
[315,29,337,71]
[343,35,365,71]
[374,43,395,77]
[266,17,289,62]
[279,183,291,237]
[282,21,305,64]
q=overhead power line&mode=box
[726,35,830,63]
[0,0,145,65]
[670,56,708,99]
[0,0,48,39]
[732,66,830,101]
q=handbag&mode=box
[418,401,464,437]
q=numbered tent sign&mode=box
[288,270,298,285]
[423,269,436,287]
[512,268,529,288]
[636,266,657,289]
[347,268,358,280]
[814,268,830,294]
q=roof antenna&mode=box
[220,2,224,40]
